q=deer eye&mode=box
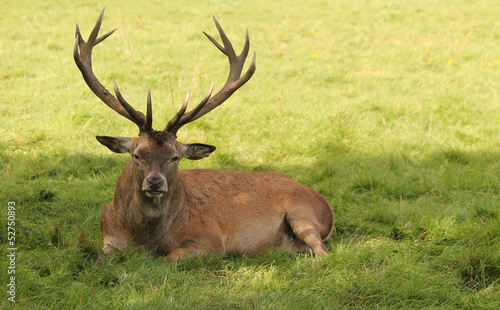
[171,156,180,163]
[133,154,140,161]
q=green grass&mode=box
[1,0,500,308]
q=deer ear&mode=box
[180,143,216,160]
[96,136,135,154]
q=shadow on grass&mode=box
[2,142,500,292]
[212,141,500,291]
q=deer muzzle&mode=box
[143,174,167,198]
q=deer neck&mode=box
[142,178,184,218]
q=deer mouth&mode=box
[144,190,166,198]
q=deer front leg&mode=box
[93,235,128,266]
[166,247,196,261]
[166,235,225,261]
[95,204,130,265]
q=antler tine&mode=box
[164,17,256,134]
[74,7,153,134]
[146,87,153,132]
[186,82,215,121]
[165,83,214,135]
[165,89,191,134]
[112,78,151,132]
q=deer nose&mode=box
[147,177,165,192]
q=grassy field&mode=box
[1,0,500,308]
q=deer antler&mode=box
[74,7,153,134]
[75,9,256,136]
[164,16,257,135]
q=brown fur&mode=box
[97,131,334,261]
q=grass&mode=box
[1,0,500,308]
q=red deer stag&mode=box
[74,8,333,262]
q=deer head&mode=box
[74,7,256,199]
